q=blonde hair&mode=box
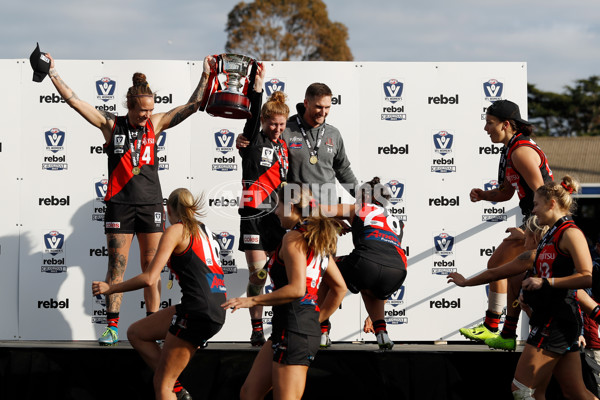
[523,215,549,242]
[126,72,153,110]
[536,175,580,215]
[261,91,289,121]
[279,184,338,256]
[167,188,206,239]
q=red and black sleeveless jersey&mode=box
[524,217,580,323]
[502,133,553,216]
[167,223,227,325]
[239,90,288,210]
[351,203,407,269]
[103,116,162,204]
[582,290,600,349]
[267,225,327,335]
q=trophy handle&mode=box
[199,54,220,112]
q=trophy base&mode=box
[206,92,252,119]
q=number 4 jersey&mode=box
[352,203,407,269]
[103,116,162,204]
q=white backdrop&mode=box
[0,59,528,342]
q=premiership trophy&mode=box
[200,54,257,119]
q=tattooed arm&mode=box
[151,55,215,133]
[46,53,115,143]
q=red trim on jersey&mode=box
[242,161,283,208]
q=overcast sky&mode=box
[4,0,598,93]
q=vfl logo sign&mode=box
[214,129,235,154]
[45,128,65,153]
[96,77,116,103]
[383,79,403,103]
[388,286,405,307]
[434,232,454,258]
[483,79,503,100]
[433,131,453,156]
[385,180,405,205]
[265,78,286,96]
[44,231,65,256]
[216,232,235,255]
[157,131,167,152]
[95,179,108,201]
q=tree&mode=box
[225,0,353,61]
[528,77,600,136]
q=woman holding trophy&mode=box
[235,62,291,346]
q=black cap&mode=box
[486,100,531,125]
[29,43,50,83]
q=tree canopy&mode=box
[225,0,353,61]
[529,76,600,136]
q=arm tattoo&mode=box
[188,72,210,104]
[166,104,196,129]
[99,110,116,122]
[518,250,533,262]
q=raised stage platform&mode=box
[0,341,596,400]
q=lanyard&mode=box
[533,216,572,273]
[272,139,288,181]
[128,126,145,171]
[497,133,521,184]
[295,115,325,162]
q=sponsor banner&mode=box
[12,60,526,341]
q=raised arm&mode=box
[151,55,215,133]
[46,54,115,143]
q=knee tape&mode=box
[247,261,267,296]
[512,379,535,400]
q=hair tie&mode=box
[308,198,318,209]
[560,182,574,194]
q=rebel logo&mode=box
[37,298,70,309]
[378,144,408,155]
[428,196,460,206]
[479,145,502,155]
[38,195,70,206]
[430,298,461,309]
[428,94,459,104]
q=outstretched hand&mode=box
[221,296,255,313]
[447,272,467,287]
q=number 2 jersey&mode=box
[167,223,227,325]
[267,225,328,336]
[103,116,162,204]
[351,203,407,270]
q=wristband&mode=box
[591,305,600,322]
[542,278,550,288]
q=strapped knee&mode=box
[247,261,267,296]
[512,379,535,400]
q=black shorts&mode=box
[104,202,165,234]
[168,306,223,348]
[269,329,319,366]
[337,252,407,300]
[238,207,285,252]
[527,316,581,355]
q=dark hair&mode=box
[261,91,289,121]
[126,72,153,110]
[305,83,332,101]
[278,183,338,256]
[357,177,391,207]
